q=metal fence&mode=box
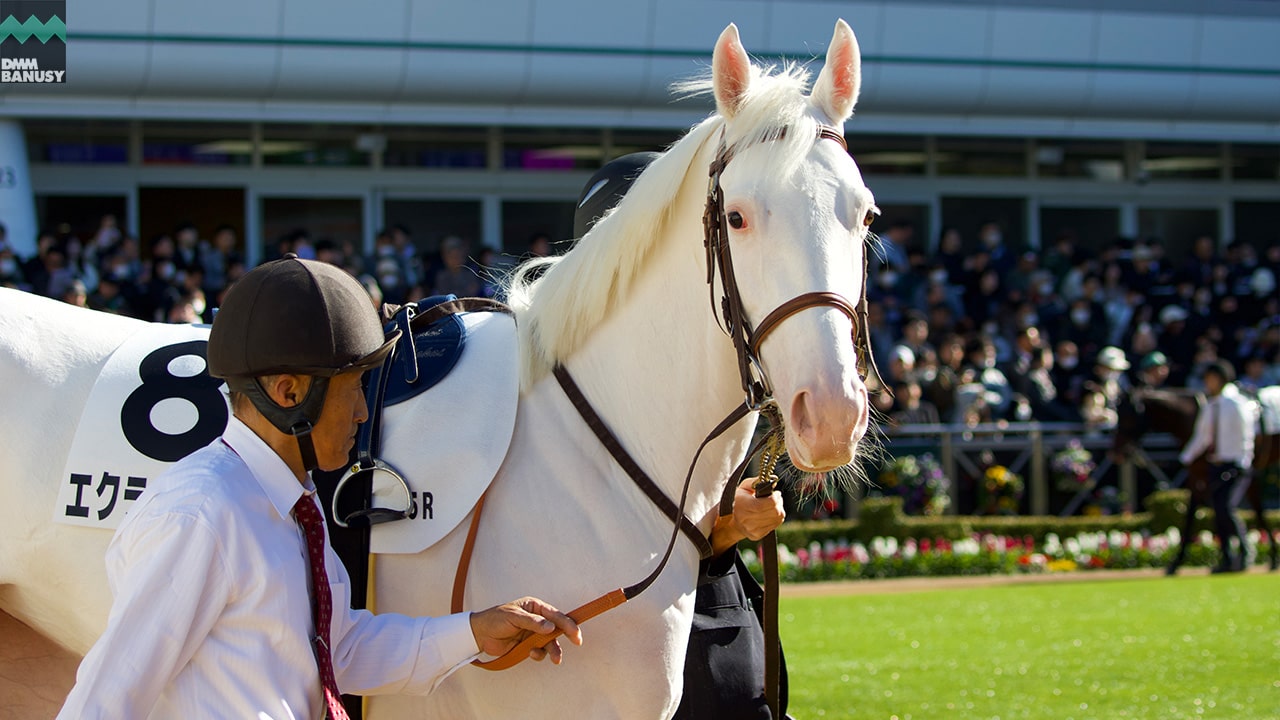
[871,422,1184,517]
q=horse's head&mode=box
[707,21,874,472]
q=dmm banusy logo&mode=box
[0,0,65,83]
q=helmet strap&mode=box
[232,375,331,474]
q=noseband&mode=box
[702,124,881,410]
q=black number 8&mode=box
[121,341,228,462]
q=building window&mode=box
[502,128,602,171]
[1229,143,1280,181]
[936,137,1027,177]
[262,124,373,167]
[609,129,682,160]
[1035,139,1125,181]
[849,135,927,177]
[142,122,252,166]
[1141,142,1222,181]
[27,119,129,164]
[382,127,488,169]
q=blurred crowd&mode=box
[867,220,1280,431]
[3,213,1278,434]
[0,214,529,326]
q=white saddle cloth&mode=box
[369,310,519,555]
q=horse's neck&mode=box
[558,166,753,530]
[1149,394,1198,443]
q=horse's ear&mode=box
[713,23,751,119]
[812,19,861,123]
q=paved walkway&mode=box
[0,611,80,719]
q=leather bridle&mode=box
[702,123,881,411]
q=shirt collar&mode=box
[222,415,315,521]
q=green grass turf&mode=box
[780,574,1280,719]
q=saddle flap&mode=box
[369,309,519,554]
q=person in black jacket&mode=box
[573,153,790,719]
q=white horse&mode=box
[0,20,876,719]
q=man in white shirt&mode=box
[59,255,581,719]
[1179,360,1256,573]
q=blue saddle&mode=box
[381,295,467,407]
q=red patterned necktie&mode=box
[294,494,351,720]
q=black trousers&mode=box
[675,550,788,720]
[1209,463,1251,570]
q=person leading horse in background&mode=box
[1113,376,1279,574]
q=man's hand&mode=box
[710,477,786,557]
[469,597,582,664]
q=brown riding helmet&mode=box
[208,254,398,382]
[207,254,400,471]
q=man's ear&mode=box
[261,374,309,408]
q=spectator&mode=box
[173,223,201,271]
[876,219,913,273]
[432,236,481,298]
[1006,327,1076,422]
[1058,296,1107,362]
[890,376,940,426]
[886,345,916,387]
[1133,351,1171,390]
[1079,346,1129,432]
[935,227,965,281]
[62,278,89,308]
[1178,234,1218,287]
[200,224,241,295]
[1237,354,1278,397]
[961,336,1012,419]
[978,221,1013,276]
[896,311,933,362]
[1041,231,1076,285]
[0,243,27,289]
[88,274,134,316]
[925,333,965,421]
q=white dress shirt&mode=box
[1180,383,1256,468]
[59,416,479,720]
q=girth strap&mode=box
[553,365,714,560]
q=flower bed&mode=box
[747,528,1274,583]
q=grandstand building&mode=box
[1,0,1277,263]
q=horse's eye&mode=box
[863,207,880,227]
[727,211,745,230]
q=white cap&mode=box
[1158,305,1189,326]
[1096,346,1130,371]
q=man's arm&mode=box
[58,514,231,719]
[1180,401,1213,465]
[329,556,581,696]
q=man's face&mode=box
[311,371,369,472]
[1204,373,1224,396]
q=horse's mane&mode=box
[506,62,822,391]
